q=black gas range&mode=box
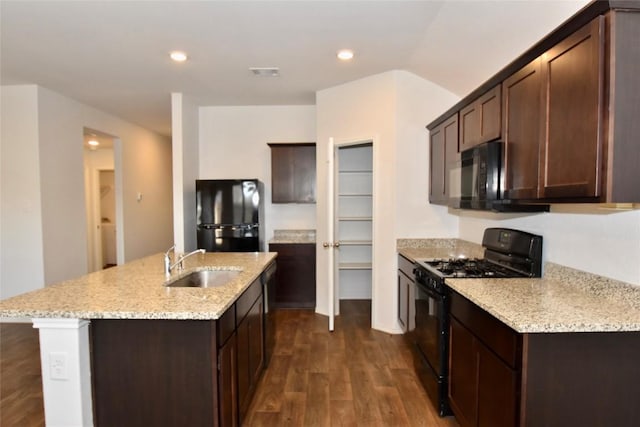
[408,228,543,417]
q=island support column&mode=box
[32,318,93,427]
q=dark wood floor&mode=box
[0,322,45,427]
[244,301,459,427]
[0,301,458,427]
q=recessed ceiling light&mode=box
[249,67,280,77]
[88,139,100,146]
[170,51,188,62]
[337,49,354,61]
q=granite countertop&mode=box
[0,252,277,320]
[398,240,640,334]
[269,229,316,244]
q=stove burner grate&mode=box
[422,258,522,278]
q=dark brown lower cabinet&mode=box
[449,290,640,427]
[218,333,237,427]
[269,243,316,308]
[237,293,264,422]
[91,278,264,427]
[397,255,415,333]
[476,338,518,427]
[449,317,518,427]
[449,318,479,427]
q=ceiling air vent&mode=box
[249,67,280,77]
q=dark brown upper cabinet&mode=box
[538,16,605,200]
[429,3,640,205]
[459,84,501,151]
[502,58,543,200]
[429,113,458,205]
[268,143,316,203]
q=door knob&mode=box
[323,242,330,248]
[334,242,340,248]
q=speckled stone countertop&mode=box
[398,239,640,333]
[0,252,277,320]
[269,229,316,244]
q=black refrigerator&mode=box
[196,179,264,252]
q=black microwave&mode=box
[449,141,502,210]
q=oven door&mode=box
[412,280,448,378]
[407,277,451,416]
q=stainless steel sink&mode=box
[165,269,240,288]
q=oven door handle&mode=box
[415,280,447,301]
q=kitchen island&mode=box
[399,240,640,427]
[0,251,277,427]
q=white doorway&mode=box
[327,139,374,330]
[83,129,119,272]
[98,170,117,268]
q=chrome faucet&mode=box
[163,245,176,275]
[164,247,205,276]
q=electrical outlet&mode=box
[49,352,68,380]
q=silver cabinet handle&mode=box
[334,242,340,248]
[323,242,330,248]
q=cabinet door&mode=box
[269,144,316,203]
[237,295,265,422]
[460,102,480,151]
[237,307,251,417]
[477,343,518,427]
[248,294,264,391]
[294,144,317,202]
[539,16,604,199]
[218,333,238,427]
[270,145,296,203]
[397,272,409,332]
[460,85,501,151]
[429,126,446,203]
[429,114,458,205]
[269,243,316,308]
[479,85,502,144]
[449,317,478,427]
[503,58,543,200]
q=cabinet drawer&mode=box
[450,291,521,369]
[236,278,261,323]
[217,304,236,347]
[398,254,415,279]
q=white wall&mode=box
[198,105,317,247]
[316,70,460,333]
[0,85,45,299]
[457,207,640,286]
[171,93,199,252]
[37,88,90,284]
[1,85,173,297]
[395,71,460,238]
[317,72,396,331]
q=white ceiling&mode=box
[1,0,590,136]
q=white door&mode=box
[324,138,337,331]
[324,138,374,332]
